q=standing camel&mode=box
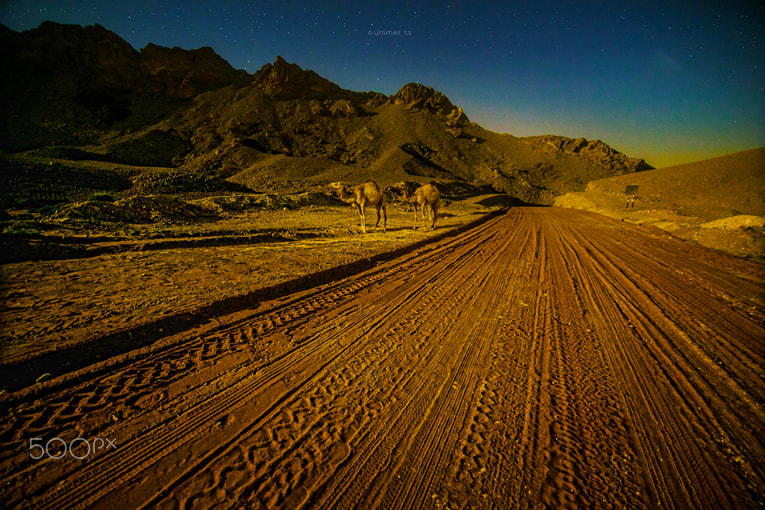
[329,181,387,233]
[395,181,441,230]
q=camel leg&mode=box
[372,203,387,232]
[351,203,363,232]
[358,204,367,232]
[413,204,418,230]
[431,203,439,229]
[351,203,359,227]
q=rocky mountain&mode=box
[0,21,652,204]
[390,83,461,116]
[522,135,653,174]
[252,56,383,104]
[0,21,248,150]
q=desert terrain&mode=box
[1,21,764,509]
[555,148,765,259]
[0,204,763,509]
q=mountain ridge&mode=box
[1,21,652,204]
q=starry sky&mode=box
[2,0,763,168]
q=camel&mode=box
[329,180,387,233]
[395,181,441,230]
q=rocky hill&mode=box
[554,148,765,258]
[521,135,653,175]
[0,22,249,150]
[0,21,652,204]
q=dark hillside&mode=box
[1,21,651,204]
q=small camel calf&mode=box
[329,180,387,233]
[395,182,441,230]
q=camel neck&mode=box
[337,188,354,202]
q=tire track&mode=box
[550,208,764,508]
[1,216,506,509]
[1,207,762,509]
[0,216,502,482]
[541,214,645,509]
[91,214,508,509]
[373,219,521,510]
[156,215,516,509]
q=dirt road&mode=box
[1,207,763,509]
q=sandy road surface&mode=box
[1,207,763,509]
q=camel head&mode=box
[329,181,356,202]
[394,182,414,199]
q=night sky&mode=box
[2,1,763,168]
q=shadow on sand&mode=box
[1,207,510,395]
